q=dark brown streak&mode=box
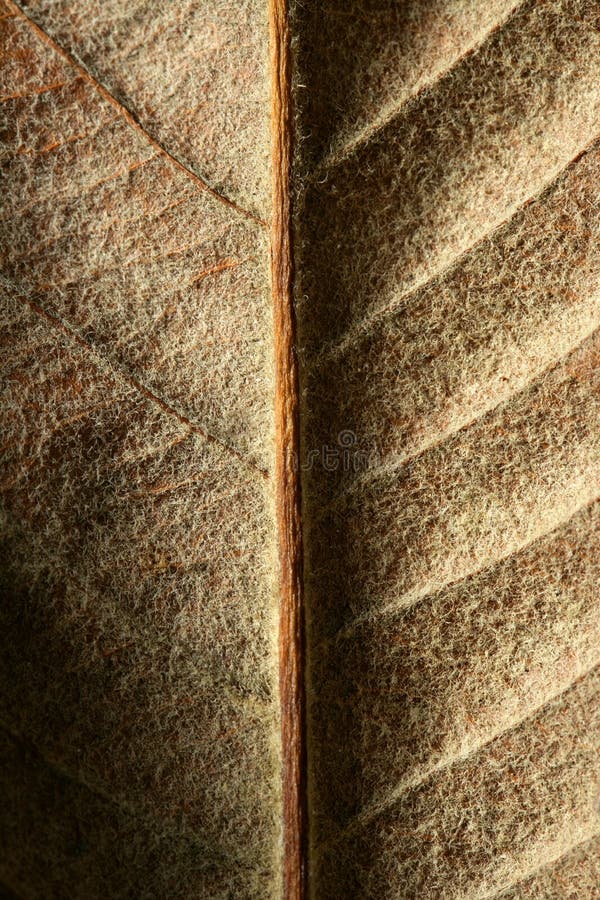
[269,1,307,897]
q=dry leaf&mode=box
[296,0,600,896]
[1,0,600,897]
[0,0,282,896]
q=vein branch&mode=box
[311,0,525,178]
[313,656,600,864]
[324,311,600,510]
[327,489,600,648]
[6,0,267,227]
[315,133,600,368]
[2,276,268,479]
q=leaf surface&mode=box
[0,1,281,896]
[2,0,600,896]
[295,0,600,895]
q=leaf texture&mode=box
[0,1,282,896]
[15,0,272,216]
[2,0,600,897]
[294,0,600,896]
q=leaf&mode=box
[295,0,600,896]
[0,1,283,896]
[2,0,600,897]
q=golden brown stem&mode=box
[269,1,307,897]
